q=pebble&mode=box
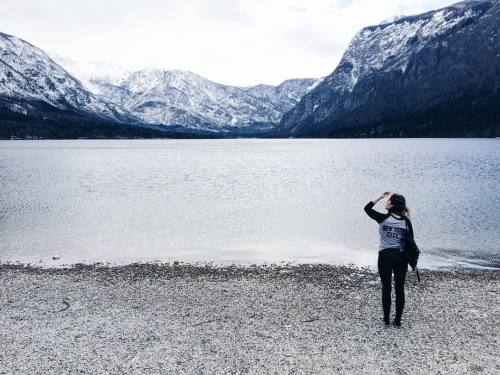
[0,263,497,374]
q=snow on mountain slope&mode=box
[48,54,133,94]
[280,0,500,136]
[0,31,318,132]
[333,2,479,91]
[52,55,318,131]
[0,33,132,122]
[240,78,323,114]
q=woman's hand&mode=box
[372,191,391,203]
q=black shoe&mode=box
[382,318,390,326]
[391,319,401,327]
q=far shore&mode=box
[0,263,498,374]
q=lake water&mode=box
[0,139,499,269]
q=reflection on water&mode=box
[0,139,499,269]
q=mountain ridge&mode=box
[0,32,134,124]
[0,32,319,138]
[1,0,499,139]
[278,0,500,137]
[51,55,320,131]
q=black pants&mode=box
[378,248,408,322]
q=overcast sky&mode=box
[2,0,457,86]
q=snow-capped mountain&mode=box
[51,55,319,131]
[279,0,500,137]
[0,33,318,136]
[0,32,132,123]
[3,0,497,139]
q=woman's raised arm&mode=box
[364,192,390,224]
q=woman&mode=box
[364,191,413,327]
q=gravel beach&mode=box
[0,263,498,374]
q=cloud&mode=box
[0,0,457,85]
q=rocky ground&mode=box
[0,263,498,374]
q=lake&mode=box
[0,139,498,269]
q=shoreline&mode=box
[2,258,499,272]
[1,263,498,374]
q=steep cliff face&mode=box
[279,0,500,137]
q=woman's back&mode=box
[378,214,407,251]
